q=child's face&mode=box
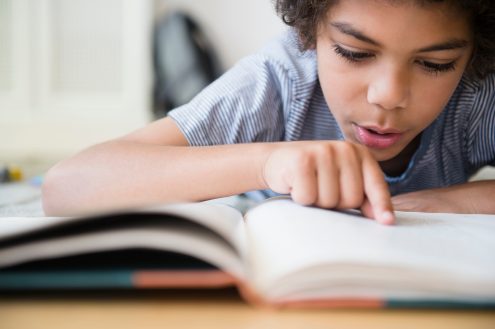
[316,0,473,162]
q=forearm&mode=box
[42,140,273,216]
[447,180,495,214]
[392,180,495,214]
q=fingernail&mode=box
[380,211,395,224]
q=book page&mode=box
[0,201,246,252]
[0,217,70,239]
[144,202,247,254]
[0,201,248,279]
[244,199,495,301]
[0,227,246,279]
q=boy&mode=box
[42,0,495,224]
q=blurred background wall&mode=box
[1,0,493,182]
[155,0,285,69]
[0,0,285,166]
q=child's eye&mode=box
[417,60,457,75]
[332,44,374,63]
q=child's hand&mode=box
[263,141,395,225]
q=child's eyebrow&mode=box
[416,39,469,53]
[330,22,381,46]
[330,21,470,52]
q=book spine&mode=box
[0,271,133,289]
[0,270,236,290]
[133,270,236,288]
[386,299,495,309]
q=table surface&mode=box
[1,289,494,329]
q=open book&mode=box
[1,197,495,308]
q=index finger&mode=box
[360,153,395,225]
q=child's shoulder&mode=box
[465,72,495,119]
[460,71,495,96]
[455,72,495,149]
[476,72,495,95]
[238,29,318,84]
[451,72,495,121]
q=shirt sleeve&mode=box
[167,54,293,146]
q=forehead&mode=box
[331,0,465,11]
[327,0,470,22]
[325,0,472,44]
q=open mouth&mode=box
[354,125,403,149]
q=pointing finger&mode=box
[361,153,395,225]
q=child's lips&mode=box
[353,124,403,149]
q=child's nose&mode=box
[367,65,410,111]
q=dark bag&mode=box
[153,11,221,118]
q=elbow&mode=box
[41,161,72,216]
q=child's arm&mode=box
[42,117,269,215]
[42,117,394,224]
[391,180,495,214]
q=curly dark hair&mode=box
[274,0,495,79]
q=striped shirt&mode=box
[169,29,495,198]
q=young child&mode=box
[42,0,495,224]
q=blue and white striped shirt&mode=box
[169,29,495,197]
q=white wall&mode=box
[2,0,286,163]
[1,0,152,162]
[155,0,286,70]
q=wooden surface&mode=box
[1,289,494,329]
